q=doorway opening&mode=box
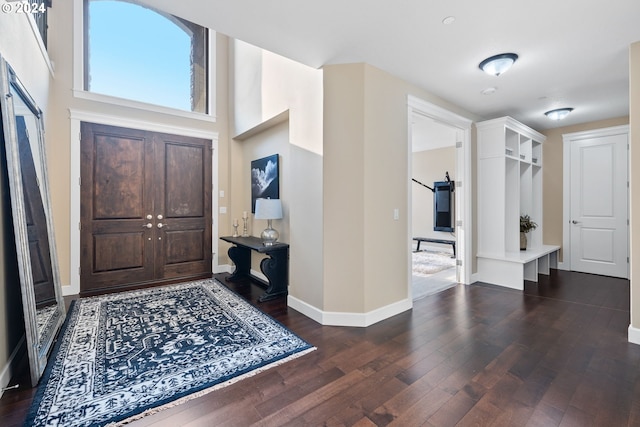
[407,96,472,301]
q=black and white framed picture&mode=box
[251,154,279,212]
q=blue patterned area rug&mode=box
[25,279,314,427]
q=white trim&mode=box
[629,324,640,346]
[67,110,219,296]
[211,135,219,272]
[24,10,54,76]
[287,296,412,327]
[0,336,25,399]
[476,116,546,142]
[470,272,481,284]
[407,95,473,294]
[69,109,216,139]
[215,264,233,274]
[72,90,217,123]
[562,125,630,273]
[72,0,216,121]
[250,269,268,283]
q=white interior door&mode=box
[570,132,628,278]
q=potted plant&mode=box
[520,215,537,250]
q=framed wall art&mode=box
[251,154,279,212]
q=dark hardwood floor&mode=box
[2,270,639,426]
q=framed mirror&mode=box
[0,55,65,386]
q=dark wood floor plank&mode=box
[254,370,369,426]
[329,377,408,426]
[558,405,596,427]
[2,271,639,427]
[525,402,564,427]
[383,386,452,426]
[427,388,477,426]
[473,343,527,389]
[291,361,408,426]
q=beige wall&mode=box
[323,63,367,312]
[630,41,640,334]
[412,147,456,241]
[323,63,476,314]
[541,116,629,261]
[0,2,53,390]
[229,40,324,307]
[238,122,290,273]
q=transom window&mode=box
[84,0,208,113]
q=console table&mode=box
[220,236,289,302]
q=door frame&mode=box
[561,124,629,273]
[407,96,473,293]
[67,110,219,296]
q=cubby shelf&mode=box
[476,116,559,290]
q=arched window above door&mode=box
[84,0,208,114]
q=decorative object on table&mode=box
[232,218,239,237]
[255,198,283,246]
[251,154,279,213]
[24,279,314,427]
[520,214,537,250]
[242,210,249,237]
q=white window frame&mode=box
[72,0,216,121]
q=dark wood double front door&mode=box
[80,122,212,294]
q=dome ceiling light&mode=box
[544,108,574,120]
[479,53,518,76]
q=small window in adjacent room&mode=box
[84,0,208,113]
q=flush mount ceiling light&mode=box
[544,108,574,120]
[442,16,456,25]
[479,53,518,76]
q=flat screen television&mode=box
[434,181,454,232]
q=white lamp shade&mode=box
[254,198,283,220]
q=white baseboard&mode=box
[212,264,263,281]
[629,325,640,346]
[214,264,233,274]
[0,335,25,399]
[470,272,481,284]
[287,296,324,324]
[250,269,268,282]
[557,261,570,271]
[288,295,412,327]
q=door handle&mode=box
[143,223,153,229]
[571,220,581,224]
[157,223,164,228]
[157,214,163,220]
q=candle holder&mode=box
[232,222,239,237]
[242,217,249,237]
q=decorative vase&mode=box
[520,232,527,251]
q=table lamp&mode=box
[254,198,283,246]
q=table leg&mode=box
[258,248,289,302]
[227,245,251,281]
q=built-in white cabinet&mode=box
[476,117,559,289]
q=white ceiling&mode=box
[142,0,640,131]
